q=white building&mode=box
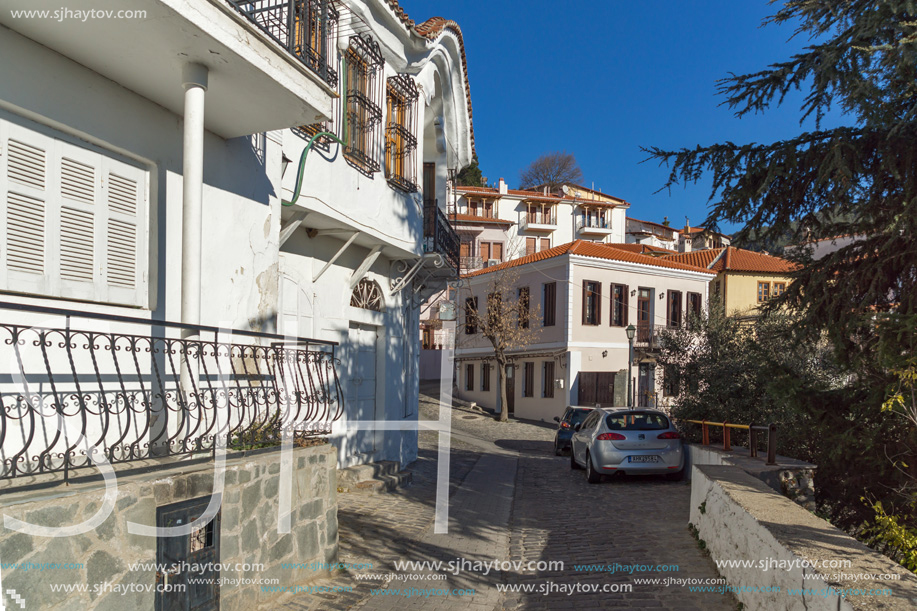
[0,0,473,475]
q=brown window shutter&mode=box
[596,282,602,325]
[582,282,588,324]
[623,285,629,326]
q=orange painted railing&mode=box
[684,420,777,465]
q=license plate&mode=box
[628,455,659,463]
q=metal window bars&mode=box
[423,199,461,274]
[344,34,384,174]
[385,75,419,193]
[0,301,343,484]
[227,0,339,87]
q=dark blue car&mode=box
[553,406,594,455]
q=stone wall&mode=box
[690,464,917,611]
[0,444,337,610]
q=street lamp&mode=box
[625,324,636,408]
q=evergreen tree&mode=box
[645,1,917,370]
[455,153,484,187]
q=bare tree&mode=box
[459,267,542,421]
[519,151,583,190]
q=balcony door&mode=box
[637,288,652,342]
[423,162,435,204]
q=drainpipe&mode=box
[180,63,208,389]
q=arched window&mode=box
[351,279,383,311]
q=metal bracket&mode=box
[389,257,425,295]
[313,231,360,282]
[349,245,383,290]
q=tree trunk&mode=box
[497,356,508,422]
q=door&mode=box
[578,372,615,407]
[156,497,221,611]
[345,323,377,459]
[637,288,651,342]
[638,362,656,408]
[505,364,515,415]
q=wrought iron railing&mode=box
[227,0,339,87]
[633,323,670,349]
[423,200,460,274]
[460,256,484,272]
[0,301,343,484]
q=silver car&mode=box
[570,408,684,483]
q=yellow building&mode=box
[662,246,797,316]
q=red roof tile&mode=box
[463,240,715,278]
[662,246,798,274]
[605,243,677,255]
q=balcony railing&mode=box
[633,323,671,349]
[576,216,612,233]
[227,0,339,87]
[424,200,460,274]
[520,210,557,230]
[460,256,484,272]
[0,301,343,484]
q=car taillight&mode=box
[560,422,571,429]
[597,433,626,440]
[657,432,681,440]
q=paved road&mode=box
[280,389,735,610]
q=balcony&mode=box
[632,323,671,351]
[576,216,615,236]
[423,200,460,277]
[520,210,557,232]
[460,256,484,272]
[0,301,343,485]
[0,0,336,137]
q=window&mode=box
[518,286,530,328]
[667,290,683,328]
[526,203,555,225]
[483,200,494,218]
[0,112,148,306]
[482,363,491,391]
[540,238,550,252]
[350,279,383,311]
[714,280,721,295]
[523,362,535,397]
[385,75,419,192]
[464,297,478,334]
[773,282,786,297]
[611,284,628,327]
[757,281,771,303]
[606,412,670,430]
[663,364,680,397]
[480,241,504,262]
[582,281,601,325]
[465,364,474,391]
[525,237,536,256]
[543,361,555,398]
[543,282,556,327]
[344,34,384,173]
[687,291,702,325]
[422,326,432,350]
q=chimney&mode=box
[680,232,692,253]
[498,177,507,195]
[543,185,549,196]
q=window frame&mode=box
[384,74,419,192]
[582,280,602,325]
[343,34,384,174]
[543,361,555,398]
[465,363,474,391]
[482,362,491,392]
[611,283,629,327]
[773,282,786,297]
[757,281,771,303]
[543,282,556,327]
[667,290,683,328]
[523,361,535,398]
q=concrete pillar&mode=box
[180,63,208,394]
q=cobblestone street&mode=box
[280,388,735,610]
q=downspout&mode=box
[283,40,350,207]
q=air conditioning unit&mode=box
[486,259,500,267]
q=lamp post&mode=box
[625,324,636,408]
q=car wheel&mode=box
[554,437,563,456]
[570,447,582,470]
[585,452,602,484]
[665,468,684,482]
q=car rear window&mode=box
[567,410,592,426]
[605,412,669,431]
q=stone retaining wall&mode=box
[0,444,337,611]
[690,464,917,611]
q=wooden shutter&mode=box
[543,282,556,327]
[524,362,534,397]
[595,282,602,325]
[544,361,555,398]
[481,242,491,261]
[525,237,536,256]
[622,285,629,326]
[540,238,550,252]
[1,112,147,306]
[492,242,503,261]
[581,281,588,324]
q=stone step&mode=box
[337,460,401,488]
[337,465,413,494]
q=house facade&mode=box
[454,241,715,422]
[662,246,796,317]
[0,0,473,480]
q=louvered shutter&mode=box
[1,111,148,306]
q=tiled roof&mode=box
[506,189,565,202]
[464,240,715,278]
[381,3,475,154]
[662,246,798,273]
[450,213,514,226]
[563,183,631,206]
[456,185,499,194]
[627,217,678,234]
[605,243,677,255]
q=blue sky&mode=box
[396,0,843,234]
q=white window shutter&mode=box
[1,110,149,307]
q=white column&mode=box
[180,63,208,397]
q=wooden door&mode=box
[156,497,221,611]
[578,372,615,407]
[637,288,651,341]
